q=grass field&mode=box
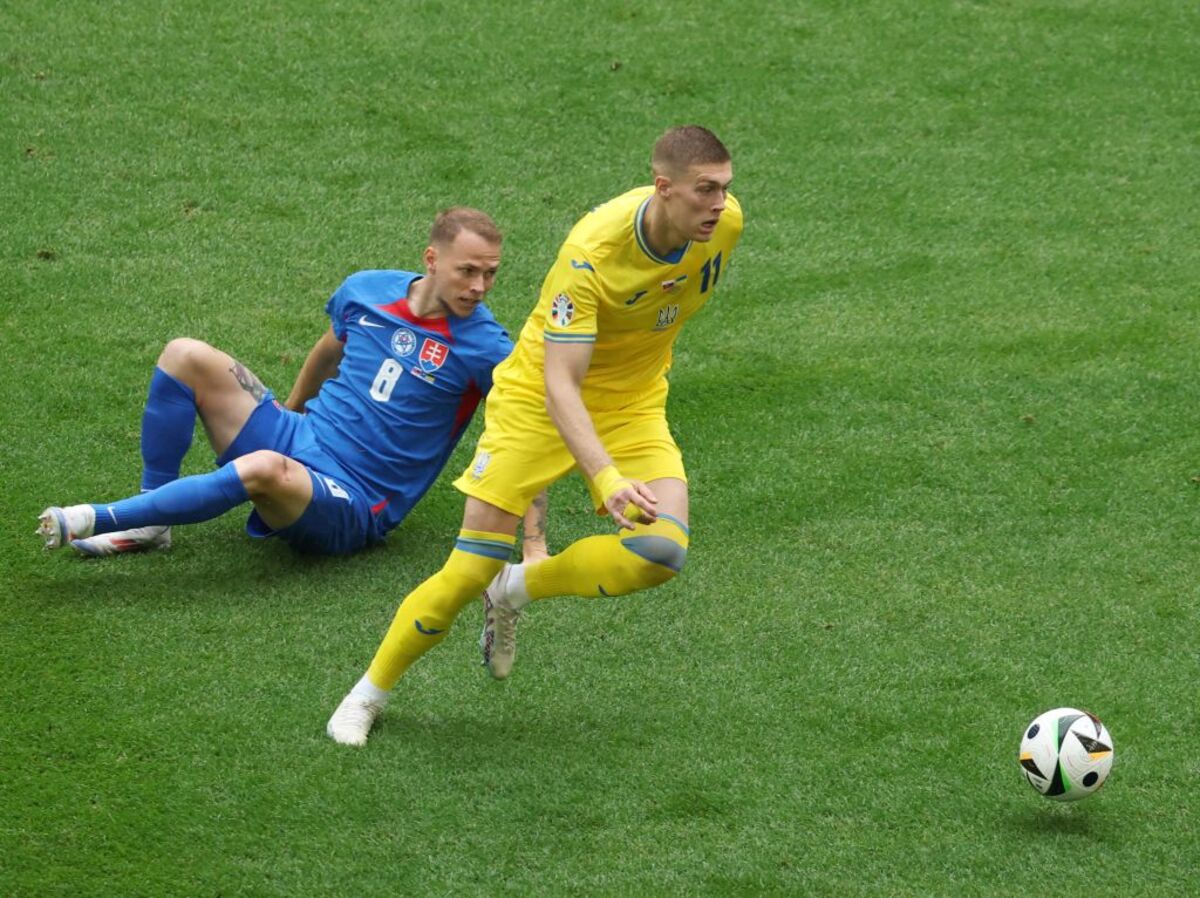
[3,1,1198,895]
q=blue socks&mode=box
[93,366,255,534]
[140,367,197,491]
[92,462,249,534]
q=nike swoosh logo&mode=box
[358,315,385,328]
[625,291,648,306]
[414,620,444,635]
[570,259,595,272]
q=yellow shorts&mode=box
[454,386,686,518]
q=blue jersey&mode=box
[303,270,512,535]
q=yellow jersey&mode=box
[492,186,744,411]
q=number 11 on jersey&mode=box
[700,251,723,294]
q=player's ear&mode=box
[423,244,438,273]
[654,173,673,198]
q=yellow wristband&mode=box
[591,464,627,503]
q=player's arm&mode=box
[284,326,344,412]
[521,490,550,563]
[543,341,657,529]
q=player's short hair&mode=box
[651,125,731,176]
[430,207,503,247]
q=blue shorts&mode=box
[216,395,385,556]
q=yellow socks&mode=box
[524,514,689,600]
[361,515,689,691]
[365,529,514,690]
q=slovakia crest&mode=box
[418,337,449,373]
[391,327,417,358]
[550,293,575,327]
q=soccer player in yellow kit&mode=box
[328,125,742,745]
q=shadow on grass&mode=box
[371,710,590,756]
[18,526,444,610]
[365,700,671,770]
[1007,806,1099,839]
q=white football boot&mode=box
[480,564,523,680]
[326,692,387,746]
[37,505,96,550]
[71,526,172,556]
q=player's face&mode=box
[425,230,502,318]
[661,161,734,243]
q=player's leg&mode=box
[39,338,272,553]
[478,405,691,677]
[63,449,309,544]
[246,458,379,557]
[366,498,519,687]
[477,478,690,679]
[156,337,268,455]
[233,450,314,530]
[327,391,568,745]
[522,477,689,599]
[515,405,690,602]
[137,336,268,486]
[520,490,551,564]
[327,497,520,746]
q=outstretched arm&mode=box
[543,341,657,529]
[285,326,344,412]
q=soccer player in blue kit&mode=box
[36,208,547,559]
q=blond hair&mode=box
[429,207,503,246]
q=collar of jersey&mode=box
[634,197,690,265]
[375,283,454,340]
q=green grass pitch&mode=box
[3,1,1198,895]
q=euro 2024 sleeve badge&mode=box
[550,293,575,328]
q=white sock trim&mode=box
[351,674,390,705]
[507,563,531,609]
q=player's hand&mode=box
[606,479,657,530]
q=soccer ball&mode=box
[1018,707,1114,801]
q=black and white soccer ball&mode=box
[1019,707,1114,801]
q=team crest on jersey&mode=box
[417,337,449,373]
[550,293,575,327]
[654,304,679,331]
[390,327,417,358]
[470,451,492,480]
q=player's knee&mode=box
[163,336,239,388]
[158,337,209,372]
[605,534,688,595]
[234,450,294,497]
[631,535,688,575]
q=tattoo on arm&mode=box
[230,361,267,402]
